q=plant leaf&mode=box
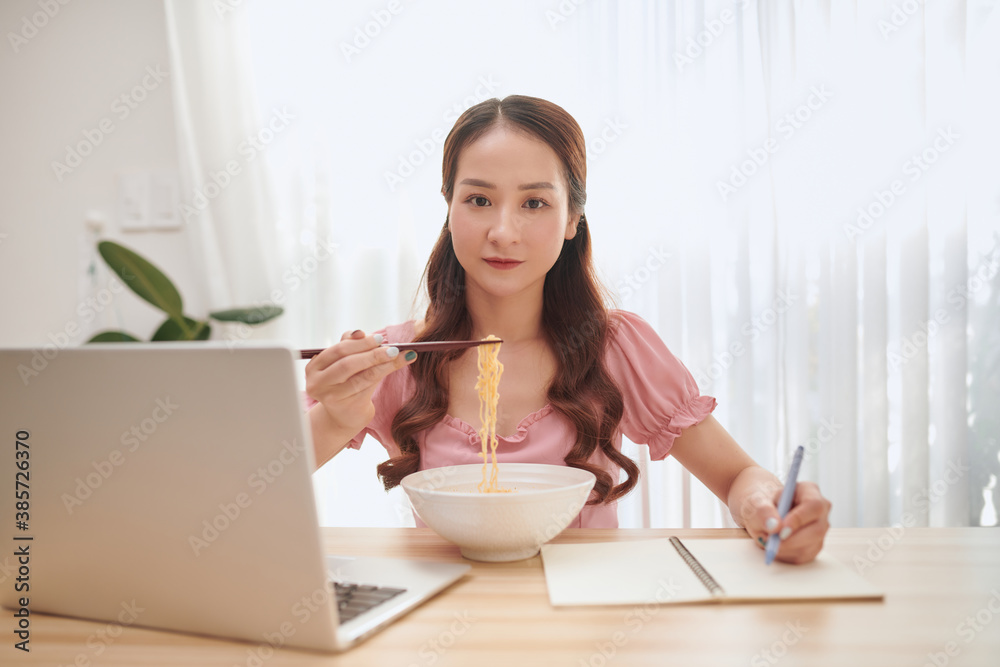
[209,305,284,325]
[152,316,211,341]
[98,240,184,319]
[87,330,142,343]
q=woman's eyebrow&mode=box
[459,178,495,188]
[457,179,556,190]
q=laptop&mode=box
[0,343,469,652]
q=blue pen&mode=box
[765,445,805,565]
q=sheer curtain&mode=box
[164,0,280,315]
[206,0,999,528]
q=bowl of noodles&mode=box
[400,462,596,562]
[400,336,595,561]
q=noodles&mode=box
[475,335,510,493]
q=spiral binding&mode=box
[669,536,725,598]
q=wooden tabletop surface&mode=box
[7,527,1000,666]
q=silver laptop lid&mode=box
[0,344,341,651]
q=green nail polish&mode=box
[405,350,417,361]
[758,537,765,545]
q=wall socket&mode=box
[117,171,181,231]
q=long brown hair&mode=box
[377,95,639,504]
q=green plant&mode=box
[86,240,282,343]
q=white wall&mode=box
[0,0,204,347]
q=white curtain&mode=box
[163,0,279,316]
[175,0,1000,529]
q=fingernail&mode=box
[374,333,384,344]
[405,350,417,361]
[765,517,779,533]
[385,346,399,359]
[350,329,363,337]
[779,526,792,540]
[757,537,765,546]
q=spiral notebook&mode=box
[540,538,883,606]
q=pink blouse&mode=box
[343,310,716,528]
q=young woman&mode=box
[306,95,831,564]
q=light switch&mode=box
[117,171,181,231]
[118,172,149,231]
[149,172,180,230]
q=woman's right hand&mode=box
[305,329,417,439]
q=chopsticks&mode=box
[299,339,502,359]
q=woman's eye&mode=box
[470,196,490,207]
[525,198,547,210]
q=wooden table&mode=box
[7,528,1000,666]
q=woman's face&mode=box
[448,125,577,302]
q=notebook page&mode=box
[540,539,716,606]
[685,539,883,602]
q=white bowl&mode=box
[400,463,596,562]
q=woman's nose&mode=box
[487,207,519,246]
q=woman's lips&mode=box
[484,258,523,270]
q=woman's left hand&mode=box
[669,417,833,565]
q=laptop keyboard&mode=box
[332,582,407,622]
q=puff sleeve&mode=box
[304,326,406,456]
[342,325,407,455]
[605,311,716,460]
[342,368,403,454]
